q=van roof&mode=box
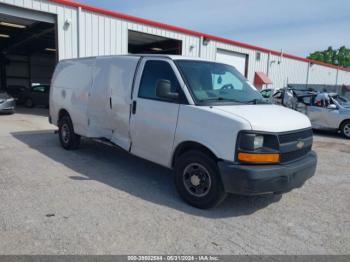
[140,54,212,62]
[60,54,214,63]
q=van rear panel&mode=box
[50,58,95,135]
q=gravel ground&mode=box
[0,108,349,255]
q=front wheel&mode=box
[58,115,81,150]
[341,120,350,139]
[174,151,227,209]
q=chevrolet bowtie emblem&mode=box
[297,140,305,149]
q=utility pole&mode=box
[306,62,310,88]
[336,68,339,86]
[267,52,271,77]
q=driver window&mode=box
[212,72,243,90]
[138,60,180,100]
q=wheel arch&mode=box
[58,108,70,122]
[172,141,219,168]
[339,119,350,129]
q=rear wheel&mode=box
[340,120,350,139]
[58,115,80,150]
[174,150,227,209]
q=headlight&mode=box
[0,99,4,104]
[6,98,14,102]
[253,135,264,149]
[239,133,264,151]
[236,131,279,164]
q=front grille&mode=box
[278,129,313,163]
[280,146,312,163]
[278,129,313,144]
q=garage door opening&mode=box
[216,49,248,77]
[0,10,57,109]
[128,30,182,55]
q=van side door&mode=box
[86,58,111,138]
[130,58,184,167]
[107,56,140,150]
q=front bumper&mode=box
[218,151,317,195]
[0,100,15,113]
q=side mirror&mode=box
[156,79,179,100]
[327,104,337,110]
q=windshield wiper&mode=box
[246,99,269,104]
[199,97,242,103]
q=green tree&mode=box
[307,46,350,68]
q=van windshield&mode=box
[176,60,265,105]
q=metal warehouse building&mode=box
[1,0,350,93]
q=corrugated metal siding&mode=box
[78,11,122,57]
[308,64,338,85]
[338,70,350,85]
[200,40,216,60]
[268,55,309,89]
[1,0,350,86]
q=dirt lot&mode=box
[0,108,349,255]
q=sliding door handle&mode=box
[132,101,137,114]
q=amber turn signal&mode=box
[238,152,280,163]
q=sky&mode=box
[78,0,350,57]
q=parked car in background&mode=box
[23,85,50,108]
[6,85,26,104]
[50,55,317,209]
[260,88,285,105]
[306,93,350,138]
[268,87,350,139]
[6,84,50,108]
[0,91,15,114]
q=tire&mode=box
[174,150,227,209]
[25,98,34,108]
[340,120,350,139]
[58,115,81,150]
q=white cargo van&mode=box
[50,55,317,209]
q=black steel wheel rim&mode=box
[61,123,70,144]
[344,123,350,137]
[183,163,212,197]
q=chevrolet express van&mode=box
[49,55,317,209]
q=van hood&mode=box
[212,104,311,132]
